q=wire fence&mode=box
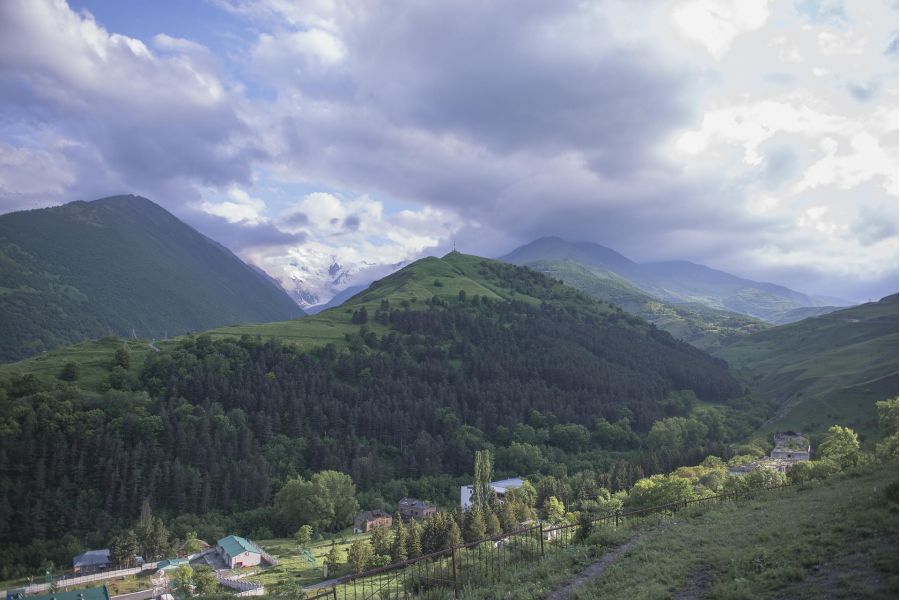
[304,482,794,600]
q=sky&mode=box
[0,0,896,305]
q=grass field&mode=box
[0,336,176,392]
[570,465,898,599]
[239,532,374,595]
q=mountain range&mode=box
[300,237,851,349]
[501,236,848,322]
[0,195,300,362]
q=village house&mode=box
[770,432,811,462]
[728,432,811,476]
[460,477,524,509]
[398,498,437,520]
[216,535,263,569]
[72,549,111,574]
[353,510,393,533]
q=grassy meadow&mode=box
[0,336,175,392]
[570,465,898,599]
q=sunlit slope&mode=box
[205,252,619,347]
[525,258,769,351]
[715,294,898,440]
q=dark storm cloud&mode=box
[349,1,689,170]
[281,211,309,226]
[0,0,895,303]
[185,209,307,251]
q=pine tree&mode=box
[326,542,342,568]
[485,510,501,537]
[499,501,518,533]
[407,520,423,558]
[391,513,408,562]
[447,519,462,548]
[370,526,391,556]
[347,540,373,574]
[464,508,486,543]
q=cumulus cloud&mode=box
[0,0,260,200]
[0,0,896,303]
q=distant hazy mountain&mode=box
[304,284,366,314]
[502,237,849,323]
[0,195,301,362]
[523,258,769,351]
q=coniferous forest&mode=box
[0,265,751,578]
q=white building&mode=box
[460,477,524,509]
[217,535,262,569]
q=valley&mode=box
[0,204,894,600]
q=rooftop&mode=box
[773,432,810,451]
[217,535,261,557]
[72,550,110,567]
[29,587,109,600]
[399,498,434,508]
[490,478,525,491]
[357,509,392,521]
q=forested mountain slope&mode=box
[0,253,741,572]
[502,237,847,323]
[715,294,899,440]
[0,195,300,362]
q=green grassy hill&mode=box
[522,258,769,351]
[0,195,300,362]
[0,252,644,389]
[206,252,622,347]
[715,294,899,441]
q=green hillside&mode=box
[502,237,847,323]
[715,294,899,440]
[523,259,769,351]
[570,465,897,599]
[0,195,300,363]
[207,252,619,346]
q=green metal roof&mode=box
[217,535,259,557]
[29,586,110,600]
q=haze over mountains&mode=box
[501,237,849,322]
[0,195,300,362]
[0,196,872,362]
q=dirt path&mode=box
[544,534,647,600]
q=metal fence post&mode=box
[451,545,459,597]
[539,523,545,558]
